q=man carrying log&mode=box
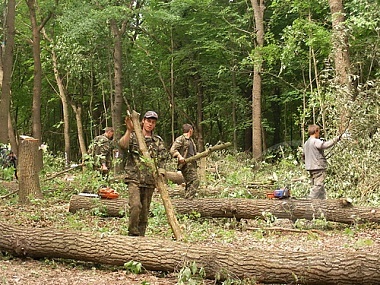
[170,124,199,199]
[119,111,167,236]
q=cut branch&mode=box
[184,142,232,164]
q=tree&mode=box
[0,0,16,144]
[250,0,265,159]
[26,0,51,169]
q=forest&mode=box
[0,0,380,284]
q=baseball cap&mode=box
[144,111,158,119]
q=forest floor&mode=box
[1,180,380,285]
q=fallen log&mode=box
[173,198,380,224]
[0,221,379,284]
[164,171,185,185]
[69,195,128,217]
[68,195,380,224]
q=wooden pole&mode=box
[184,142,232,164]
[130,110,183,240]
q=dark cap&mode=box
[144,111,158,119]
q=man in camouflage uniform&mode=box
[119,111,167,236]
[90,127,115,175]
[170,123,199,199]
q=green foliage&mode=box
[0,167,16,182]
[124,260,143,274]
[177,261,206,285]
[324,81,380,203]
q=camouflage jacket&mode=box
[90,134,114,168]
[120,132,167,186]
[170,134,197,166]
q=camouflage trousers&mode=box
[308,170,327,199]
[127,182,154,236]
[181,162,199,199]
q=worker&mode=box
[119,111,167,236]
[303,124,341,199]
[170,123,199,199]
[89,127,115,175]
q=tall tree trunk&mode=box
[42,29,71,166]
[26,0,50,170]
[195,75,204,152]
[250,0,265,159]
[8,112,17,155]
[0,0,16,143]
[52,52,71,166]
[69,101,87,160]
[328,0,351,89]
[328,0,353,130]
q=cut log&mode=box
[69,195,128,217]
[164,171,185,185]
[68,195,380,225]
[0,221,379,284]
[173,198,380,224]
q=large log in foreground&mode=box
[0,221,379,285]
[69,195,380,224]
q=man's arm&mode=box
[170,136,186,164]
[119,116,134,149]
[315,136,340,150]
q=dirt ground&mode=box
[0,257,178,285]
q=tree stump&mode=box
[0,221,380,284]
[18,137,42,204]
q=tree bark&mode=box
[173,198,380,224]
[0,0,16,144]
[27,0,43,168]
[42,28,71,165]
[164,171,185,185]
[69,195,128,217]
[69,100,87,162]
[0,221,379,284]
[328,0,351,89]
[250,0,265,159]
[68,196,380,225]
[18,137,42,204]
